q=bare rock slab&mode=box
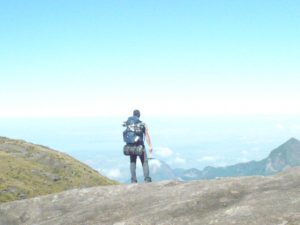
[1,167,300,225]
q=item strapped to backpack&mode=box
[122,116,145,144]
[123,144,144,156]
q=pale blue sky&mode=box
[1,0,300,117]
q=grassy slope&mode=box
[0,137,118,203]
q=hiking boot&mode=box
[131,178,137,183]
[145,177,152,183]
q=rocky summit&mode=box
[1,167,300,225]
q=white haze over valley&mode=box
[1,116,300,182]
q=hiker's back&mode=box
[123,116,145,145]
[122,110,153,183]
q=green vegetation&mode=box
[0,137,118,203]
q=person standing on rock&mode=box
[123,109,153,183]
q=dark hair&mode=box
[133,109,140,118]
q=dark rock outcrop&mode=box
[1,167,300,225]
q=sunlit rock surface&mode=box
[1,167,300,225]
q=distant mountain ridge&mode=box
[176,137,300,180]
[0,136,117,203]
[124,138,300,183]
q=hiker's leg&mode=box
[140,148,151,182]
[130,154,138,183]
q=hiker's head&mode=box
[133,109,140,118]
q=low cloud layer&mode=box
[197,156,217,163]
[155,147,174,158]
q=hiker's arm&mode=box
[145,125,153,153]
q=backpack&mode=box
[123,116,145,144]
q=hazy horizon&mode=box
[1,115,300,182]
